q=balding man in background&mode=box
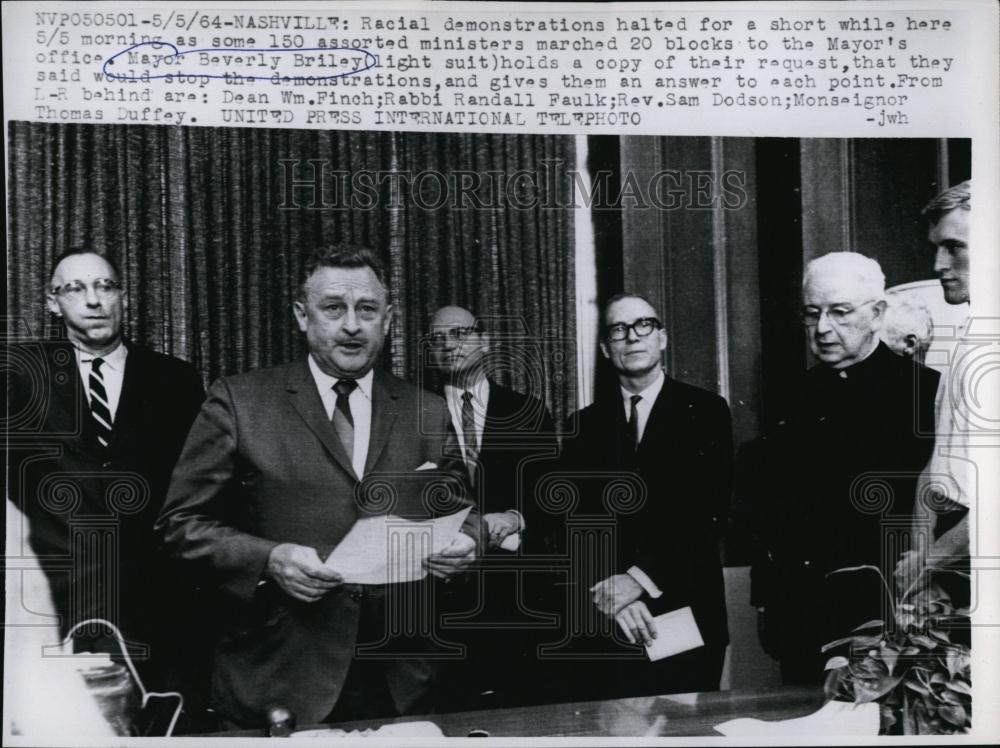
[753,252,939,684]
[880,290,934,364]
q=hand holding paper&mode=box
[267,543,343,602]
[423,531,476,579]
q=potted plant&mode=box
[821,564,971,735]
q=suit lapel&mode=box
[365,370,400,475]
[285,360,358,480]
[109,343,141,452]
[46,341,95,445]
[637,376,680,458]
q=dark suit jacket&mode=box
[560,375,732,652]
[155,361,481,727]
[6,340,204,657]
[750,343,940,670]
[459,380,558,542]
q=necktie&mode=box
[626,394,642,451]
[88,358,113,448]
[461,390,479,476]
[332,379,357,463]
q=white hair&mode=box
[803,252,886,301]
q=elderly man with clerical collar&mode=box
[753,251,940,685]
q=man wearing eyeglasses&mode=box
[558,293,732,700]
[426,305,558,709]
[7,248,205,696]
[752,252,939,684]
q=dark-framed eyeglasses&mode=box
[605,317,661,341]
[429,326,479,345]
[50,278,122,303]
[800,299,877,328]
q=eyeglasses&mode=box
[50,278,122,303]
[800,299,877,327]
[605,317,661,341]
[429,326,479,345]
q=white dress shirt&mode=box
[444,377,490,463]
[307,356,374,479]
[619,368,665,445]
[76,342,128,422]
[620,369,666,600]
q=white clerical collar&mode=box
[75,341,127,371]
[307,355,374,401]
[620,368,665,404]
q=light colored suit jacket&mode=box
[155,360,480,727]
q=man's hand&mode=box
[615,600,657,646]
[423,532,476,579]
[590,573,643,616]
[483,511,521,548]
[266,543,343,603]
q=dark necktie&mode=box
[332,379,357,463]
[626,394,642,451]
[461,390,479,476]
[88,357,113,448]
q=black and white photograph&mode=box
[3,1,998,745]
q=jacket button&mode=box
[101,461,112,469]
[349,588,364,602]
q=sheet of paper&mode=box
[714,700,879,736]
[499,532,521,551]
[324,507,471,585]
[640,606,705,662]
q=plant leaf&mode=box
[904,678,931,696]
[910,633,938,649]
[824,656,850,671]
[821,636,856,653]
[879,645,900,676]
[852,619,884,632]
[944,679,971,696]
[937,704,968,727]
[853,673,902,704]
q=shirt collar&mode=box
[307,355,374,401]
[620,368,665,405]
[832,337,882,379]
[445,376,490,405]
[75,341,127,371]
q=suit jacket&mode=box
[6,340,204,653]
[456,380,558,543]
[750,343,940,667]
[560,375,732,651]
[155,360,481,727]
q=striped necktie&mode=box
[461,390,479,477]
[332,379,357,463]
[88,357,113,448]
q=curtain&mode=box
[7,123,576,426]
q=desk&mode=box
[206,687,824,737]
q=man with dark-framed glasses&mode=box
[557,293,732,700]
[752,251,939,684]
[6,247,205,699]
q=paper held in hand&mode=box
[324,507,471,585]
[634,606,705,662]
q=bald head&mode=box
[428,305,489,382]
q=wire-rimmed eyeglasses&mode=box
[800,299,878,328]
[50,279,122,303]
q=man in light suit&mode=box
[426,305,557,709]
[7,248,205,694]
[559,293,732,700]
[156,247,481,729]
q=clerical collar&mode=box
[832,339,883,379]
